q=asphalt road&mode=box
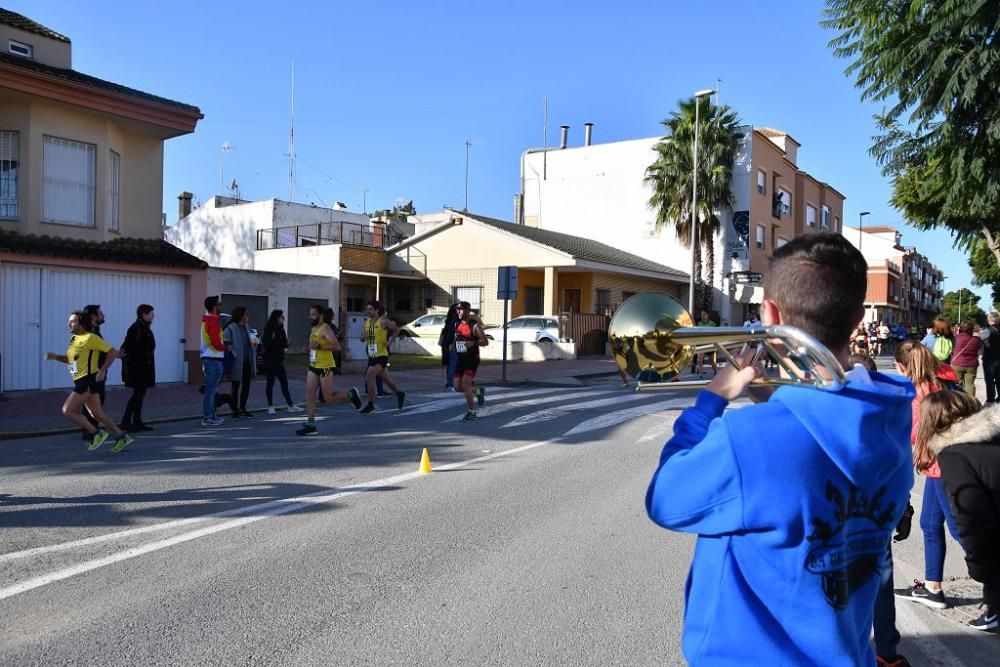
[1,378,996,665]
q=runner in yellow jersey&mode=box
[359,300,405,414]
[296,305,362,436]
[45,310,133,452]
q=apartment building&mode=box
[842,225,943,325]
[519,123,845,325]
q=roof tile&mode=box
[0,8,69,43]
[0,230,207,269]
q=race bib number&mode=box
[455,341,468,353]
[309,350,317,363]
[367,344,379,357]
[67,361,78,376]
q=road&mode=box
[1,377,996,665]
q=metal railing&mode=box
[257,221,405,251]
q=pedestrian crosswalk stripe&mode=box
[564,399,689,436]
[441,389,604,423]
[501,391,652,428]
[397,387,565,417]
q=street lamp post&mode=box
[858,211,871,322]
[688,88,715,316]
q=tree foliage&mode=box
[940,288,986,326]
[824,1,1000,265]
[968,238,1000,307]
[645,97,741,313]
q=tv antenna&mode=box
[220,141,235,194]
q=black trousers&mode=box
[122,386,147,426]
[229,360,253,414]
[984,357,1000,403]
[265,360,293,406]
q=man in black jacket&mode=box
[981,312,1000,403]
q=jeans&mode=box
[202,358,223,418]
[984,357,1000,402]
[873,544,900,659]
[446,347,458,387]
[952,364,978,397]
[265,359,293,406]
[122,386,147,426]
[921,476,963,581]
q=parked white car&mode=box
[484,316,560,343]
[400,312,449,339]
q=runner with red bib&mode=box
[452,301,488,421]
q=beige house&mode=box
[0,8,205,390]
[394,210,688,352]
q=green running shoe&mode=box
[297,424,318,436]
[462,410,477,422]
[88,429,110,451]
[476,386,486,407]
[110,433,134,453]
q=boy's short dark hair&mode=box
[766,232,866,350]
[204,296,219,312]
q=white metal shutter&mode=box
[0,131,18,219]
[2,265,42,390]
[42,136,96,227]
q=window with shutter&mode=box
[108,150,121,232]
[43,136,96,227]
[0,131,17,218]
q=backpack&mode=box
[932,335,953,362]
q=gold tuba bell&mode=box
[608,293,846,391]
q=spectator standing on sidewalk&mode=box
[439,303,460,391]
[922,317,954,363]
[200,296,226,426]
[261,309,303,415]
[980,312,1000,403]
[120,304,156,432]
[924,392,1000,631]
[951,321,982,397]
[223,306,256,418]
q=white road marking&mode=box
[397,387,564,417]
[0,435,565,601]
[637,422,669,443]
[564,399,688,436]
[500,392,651,428]
[441,389,604,423]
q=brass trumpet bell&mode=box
[608,292,695,381]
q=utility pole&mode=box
[288,61,295,202]
[362,186,369,215]
[220,142,233,194]
[542,97,548,180]
[464,139,472,211]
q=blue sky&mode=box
[11,0,986,305]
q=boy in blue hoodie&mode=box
[647,233,915,665]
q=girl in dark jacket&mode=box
[262,309,303,415]
[120,304,156,431]
[921,390,999,631]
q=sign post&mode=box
[497,266,518,382]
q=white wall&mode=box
[208,267,336,320]
[253,244,340,279]
[165,198,274,269]
[842,226,904,264]
[272,200,370,227]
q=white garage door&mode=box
[2,264,186,391]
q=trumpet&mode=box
[608,293,846,392]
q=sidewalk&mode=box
[0,356,621,439]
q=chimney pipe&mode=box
[178,191,193,222]
[584,122,593,146]
[559,125,569,149]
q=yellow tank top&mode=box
[364,317,389,357]
[309,325,335,368]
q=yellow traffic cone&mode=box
[418,447,433,474]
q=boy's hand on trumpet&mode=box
[706,348,762,401]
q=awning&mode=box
[733,285,764,304]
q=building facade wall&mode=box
[0,24,71,68]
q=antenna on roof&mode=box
[288,61,295,202]
[220,142,234,194]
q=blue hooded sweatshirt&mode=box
[646,370,915,665]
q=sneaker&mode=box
[396,391,406,411]
[267,406,277,415]
[296,424,318,436]
[475,387,485,407]
[87,429,110,451]
[110,433,134,453]
[287,404,304,413]
[620,381,630,388]
[894,581,948,609]
[201,417,223,427]
[876,655,912,667]
[240,410,254,418]
[360,403,376,415]
[230,412,242,420]
[347,388,362,410]
[462,410,477,422]
[969,604,998,631]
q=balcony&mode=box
[257,221,405,251]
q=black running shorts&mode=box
[454,354,480,377]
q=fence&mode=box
[560,313,609,356]
[257,221,405,251]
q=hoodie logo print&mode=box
[805,481,897,610]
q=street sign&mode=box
[498,266,518,300]
[732,271,763,285]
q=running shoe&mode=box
[296,424,318,436]
[201,417,224,427]
[894,581,947,609]
[87,429,110,451]
[287,405,304,413]
[396,391,406,411]
[348,388,362,410]
[475,387,485,407]
[360,403,376,415]
[267,406,277,415]
[969,604,998,631]
[462,410,477,422]
[876,655,912,667]
[110,434,134,453]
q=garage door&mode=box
[220,293,268,334]
[287,297,327,350]
[2,264,186,390]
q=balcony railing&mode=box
[257,221,405,251]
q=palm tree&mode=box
[646,97,741,315]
